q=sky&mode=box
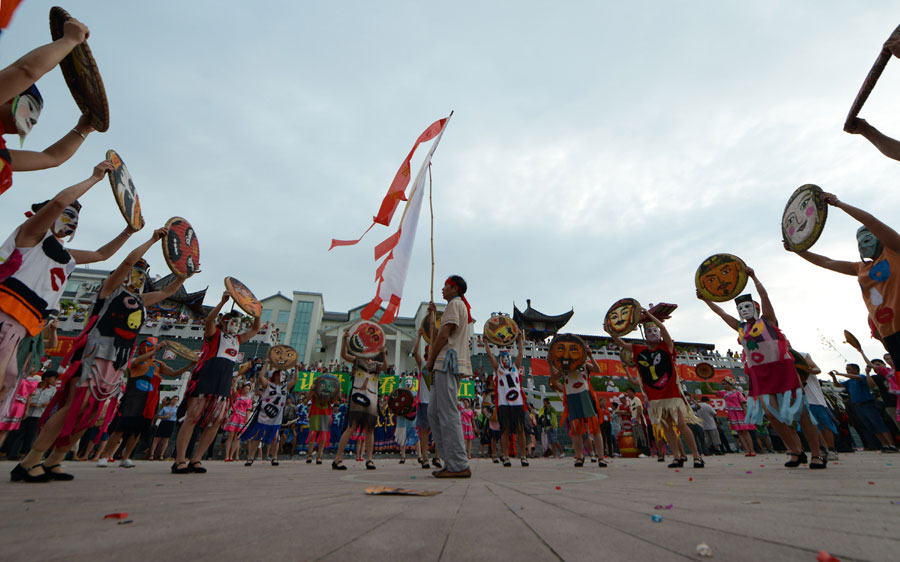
[3,1,900,374]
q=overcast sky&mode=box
[3,1,900,374]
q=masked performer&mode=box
[789,192,900,370]
[484,329,530,467]
[97,340,194,467]
[717,377,757,456]
[12,228,185,482]
[306,378,338,465]
[223,382,252,462]
[242,361,298,466]
[393,373,419,464]
[173,295,261,474]
[332,330,388,470]
[607,310,704,468]
[1,161,138,404]
[548,335,607,468]
[699,267,825,469]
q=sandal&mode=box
[332,460,347,471]
[784,452,807,468]
[41,464,74,481]
[171,461,191,474]
[271,460,279,466]
[502,458,511,467]
[315,459,322,465]
[597,459,608,468]
[10,463,50,483]
[306,457,312,464]
[574,457,584,467]
[244,459,254,467]
[693,458,705,469]
[189,461,207,474]
[667,458,684,468]
[492,458,500,464]
[399,459,406,464]
[520,458,529,467]
[809,455,827,470]
[366,461,376,470]
[432,458,442,469]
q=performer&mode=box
[0,17,97,196]
[332,329,388,470]
[789,192,900,369]
[172,295,261,474]
[96,340,193,467]
[424,276,474,478]
[306,382,336,465]
[412,330,440,469]
[242,361,298,466]
[799,352,840,460]
[223,381,252,462]
[0,161,135,404]
[548,336,607,468]
[699,267,825,469]
[149,396,178,461]
[484,329,530,467]
[12,227,186,482]
[393,374,419,464]
[607,309,704,468]
[717,377,757,456]
[828,365,898,452]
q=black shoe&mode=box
[667,458,685,468]
[784,452,808,468]
[171,461,191,474]
[271,460,279,466]
[432,458,442,469]
[10,463,50,483]
[399,459,405,464]
[574,457,584,467]
[809,455,827,469]
[502,458,511,467]
[520,458,529,467]
[597,460,608,468]
[188,462,207,474]
[41,464,74,481]
[315,459,322,465]
[332,460,347,471]
[492,458,499,464]
[244,459,254,467]
[366,461,376,470]
[657,457,666,462]
[693,458,705,469]
[306,457,312,464]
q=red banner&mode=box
[45,335,75,358]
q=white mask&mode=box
[12,93,42,144]
[224,316,242,335]
[644,324,662,343]
[53,206,79,241]
[736,301,758,321]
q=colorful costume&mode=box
[632,342,700,424]
[0,374,40,430]
[494,361,527,432]
[185,327,239,426]
[717,389,756,431]
[222,394,252,433]
[737,316,809,425]
[306,398,333,446]
[241,371,288,445]
[112,359,162,439]
[561,367,600,436]
[347,357,380,431]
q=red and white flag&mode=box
[330,115,451,324]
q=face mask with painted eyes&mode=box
[643,324,662,344]
[857,227,882,260]
[126,266,148,293]
[12,93,42,143]
[53,206,80,240]
[499,351,512,369]
[736,301,758,321]
[224,316,242,335]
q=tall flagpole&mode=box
[429,162,434,303]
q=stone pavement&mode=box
[2,452,898,562]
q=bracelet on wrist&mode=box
[71,128,87,140]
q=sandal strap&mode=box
[42,464,61,470]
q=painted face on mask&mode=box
[857,227,882,260]
[606,298,640,336]
[643,324,662,344]
[347,320,385,358]
[53,206,80,239]
[499,351,512,369]
[548,334,587,372]
[736,301,758,321]
[12,93,42,141]
[126,266,148,293]
[224,316,242,335]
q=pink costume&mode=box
[306,398,333,446]
[222,395,252,432]
[737,316,805,425]
[460,406,475,440]
[0,374,40,430]
[716,389,755,431]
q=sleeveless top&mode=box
[495,364,525,407]
[348,357,380,418]
[737,316,790,369]
[193,329,240,376]
[632,342,683,401]
[257,373,288,426]
[0,228,75,335]
[120,362,156,418]
[562,367,591,396]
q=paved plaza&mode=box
[2,452,898,561]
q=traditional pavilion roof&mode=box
[147,274,208,317]
[513,299,574,341]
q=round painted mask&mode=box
[106,150,143,232]
[483,313,519,347]
[498,350,512,370]
[347,320,385,358]
[547,333,588,373]
[163,217,200,278]
[605,298,641,337]
[694,362,714,380]
[789,349,810,383]
[782,184,827,252]
[421,311,442,344]
[267,344,298,370]
[695,253,748,302]
[856,226,882,260]
[619,347,636,368]
[388,388,415,416]
[312,374,341,403]
[225,277,262,317]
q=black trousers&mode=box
[5,416,40,459]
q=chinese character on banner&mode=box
[379,375,397,396]
[458,379,474,399]
[162,349,176,360]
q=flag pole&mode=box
[429,162,434,303]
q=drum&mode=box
[49,7,109,132]
[162,217,200,279]
[388,388,415,416]
[312,374,341,403]
[547,333,587,373]
[267,344,298,370]
[619,347,636,368]
[421,311,442,344]
[162,340,199,362]
[106,150,143,232]
[695,253,748,302]
[605,298,641,337]
[694,362,715,380]
[782,184,828,252]
[347,320,385,359]
[483,313,519,346]
[225,277,262,317]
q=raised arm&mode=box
[792,248,857,276]
[804,353,822,376]
[746,268,777,326]
[98,227,166,299]
[483,340,498,371]
[547,363,564,393]
[605,329,634,355]
[585,347,601,374]
[515,329,525,369]
[9,113,94,172]
[846,118,900,162]
[205,292,230,338]
[644,308,674,351]
[340,331,355,364]
[0,19,90,102]
[697,290,741,331]
[143,274,187,308]
[238,313,262,345]
[825,192,900,254]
